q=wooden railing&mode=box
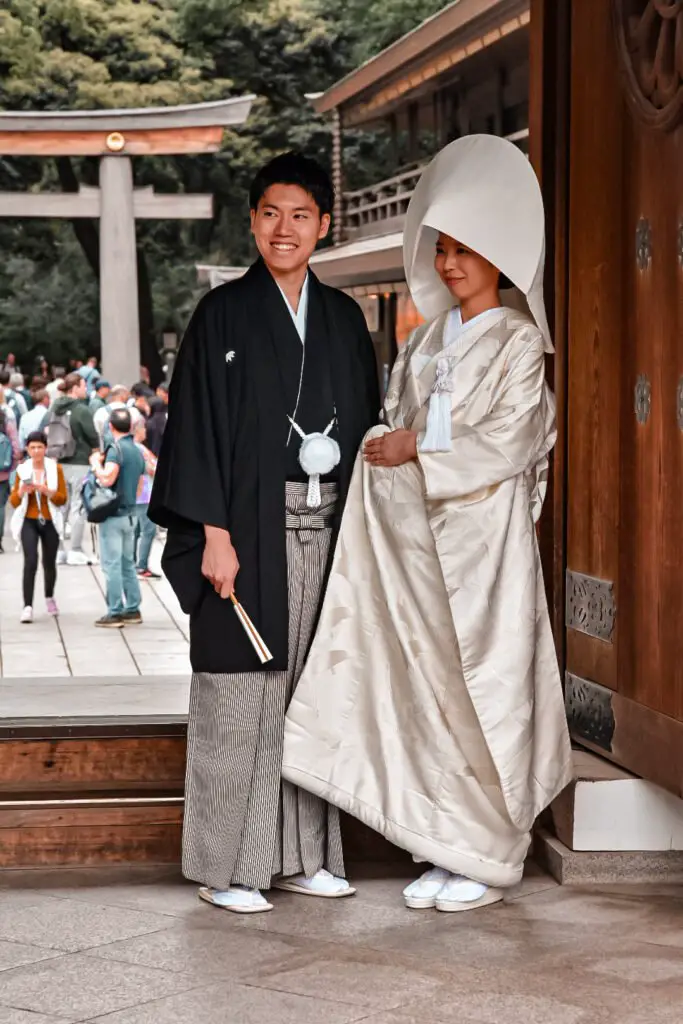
[341,162,426,239]
[340,130,529,241]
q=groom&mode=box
[150,152,379,913]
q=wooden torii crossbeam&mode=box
[0,97,254,384]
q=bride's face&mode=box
[434,234,500,302]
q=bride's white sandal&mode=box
[402,867,451,909]
[435,875,504,913]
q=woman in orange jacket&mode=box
[10,430,68,624]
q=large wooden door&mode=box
[558,1,683,795]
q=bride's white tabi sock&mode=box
[402,867,452,909]
[198,885,273,914]
[435,874,504,913]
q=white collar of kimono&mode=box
[277,273,309,344]
[403,134,553,354]
[445,305,505,349]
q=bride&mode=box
[283,135,572,913]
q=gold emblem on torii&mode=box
[105,131,126,152]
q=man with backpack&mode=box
[0,369,26,427]
[88,407,145,627]
[0,389,21,554]
[46,373,99,566]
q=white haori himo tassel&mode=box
[420,357,455,452]
[287,416,341,509]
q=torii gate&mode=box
[0,97,254,384]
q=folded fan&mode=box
[230,593,273,664]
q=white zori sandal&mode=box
[434,875,504,913]
[198,886,273,914]
[403,868,503,912]
[403,867,451,909]
[272,868,356,898]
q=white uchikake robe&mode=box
[282,306,573,888]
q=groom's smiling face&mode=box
[251,183,330,277]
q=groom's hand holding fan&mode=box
[202,525,240,599]
[202,525,272,664]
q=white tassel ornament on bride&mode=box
[288,417,341,508]
[420,357,455,452]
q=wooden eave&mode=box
[314,0,529,126]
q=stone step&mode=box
[536,748,683,884]
[0,722,184,868]
[0,795,183,868]
[0,729,186,794]
[534,828,683,884]
[552,748,683,852]
[0,721,408,868]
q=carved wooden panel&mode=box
[613,1,683,130]
[565,673,616,752]
[566,570,617,641]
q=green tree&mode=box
[0,0,226,110]
[0,0,231,378]
[175,0,354,263]
[0,0,451,373]
[317,0,450,64]
[0,241,99,367]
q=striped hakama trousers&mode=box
[182,482,345,891]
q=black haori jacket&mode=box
[149,259,380,674]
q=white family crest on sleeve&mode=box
[225,350,236,363]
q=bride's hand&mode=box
[363,430,417,467]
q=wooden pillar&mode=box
[99,156,140,387]
[389,113,400,166]
[408,102,420,162]
[457,90,470,138]
[528,0,572,661]
[331,108,344,245]
[493,69,504,136]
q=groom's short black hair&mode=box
[249,152,334,218]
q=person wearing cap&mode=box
[93,386,130,442]
[89,379,111,416]
[283,135,572,914]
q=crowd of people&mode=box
[0,353,169,627]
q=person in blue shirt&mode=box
[88,407,145,628]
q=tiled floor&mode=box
[0,863,682,1023]
[0,529,190,680]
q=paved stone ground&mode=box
[0,524,190,680]
[0,862,682,1023]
